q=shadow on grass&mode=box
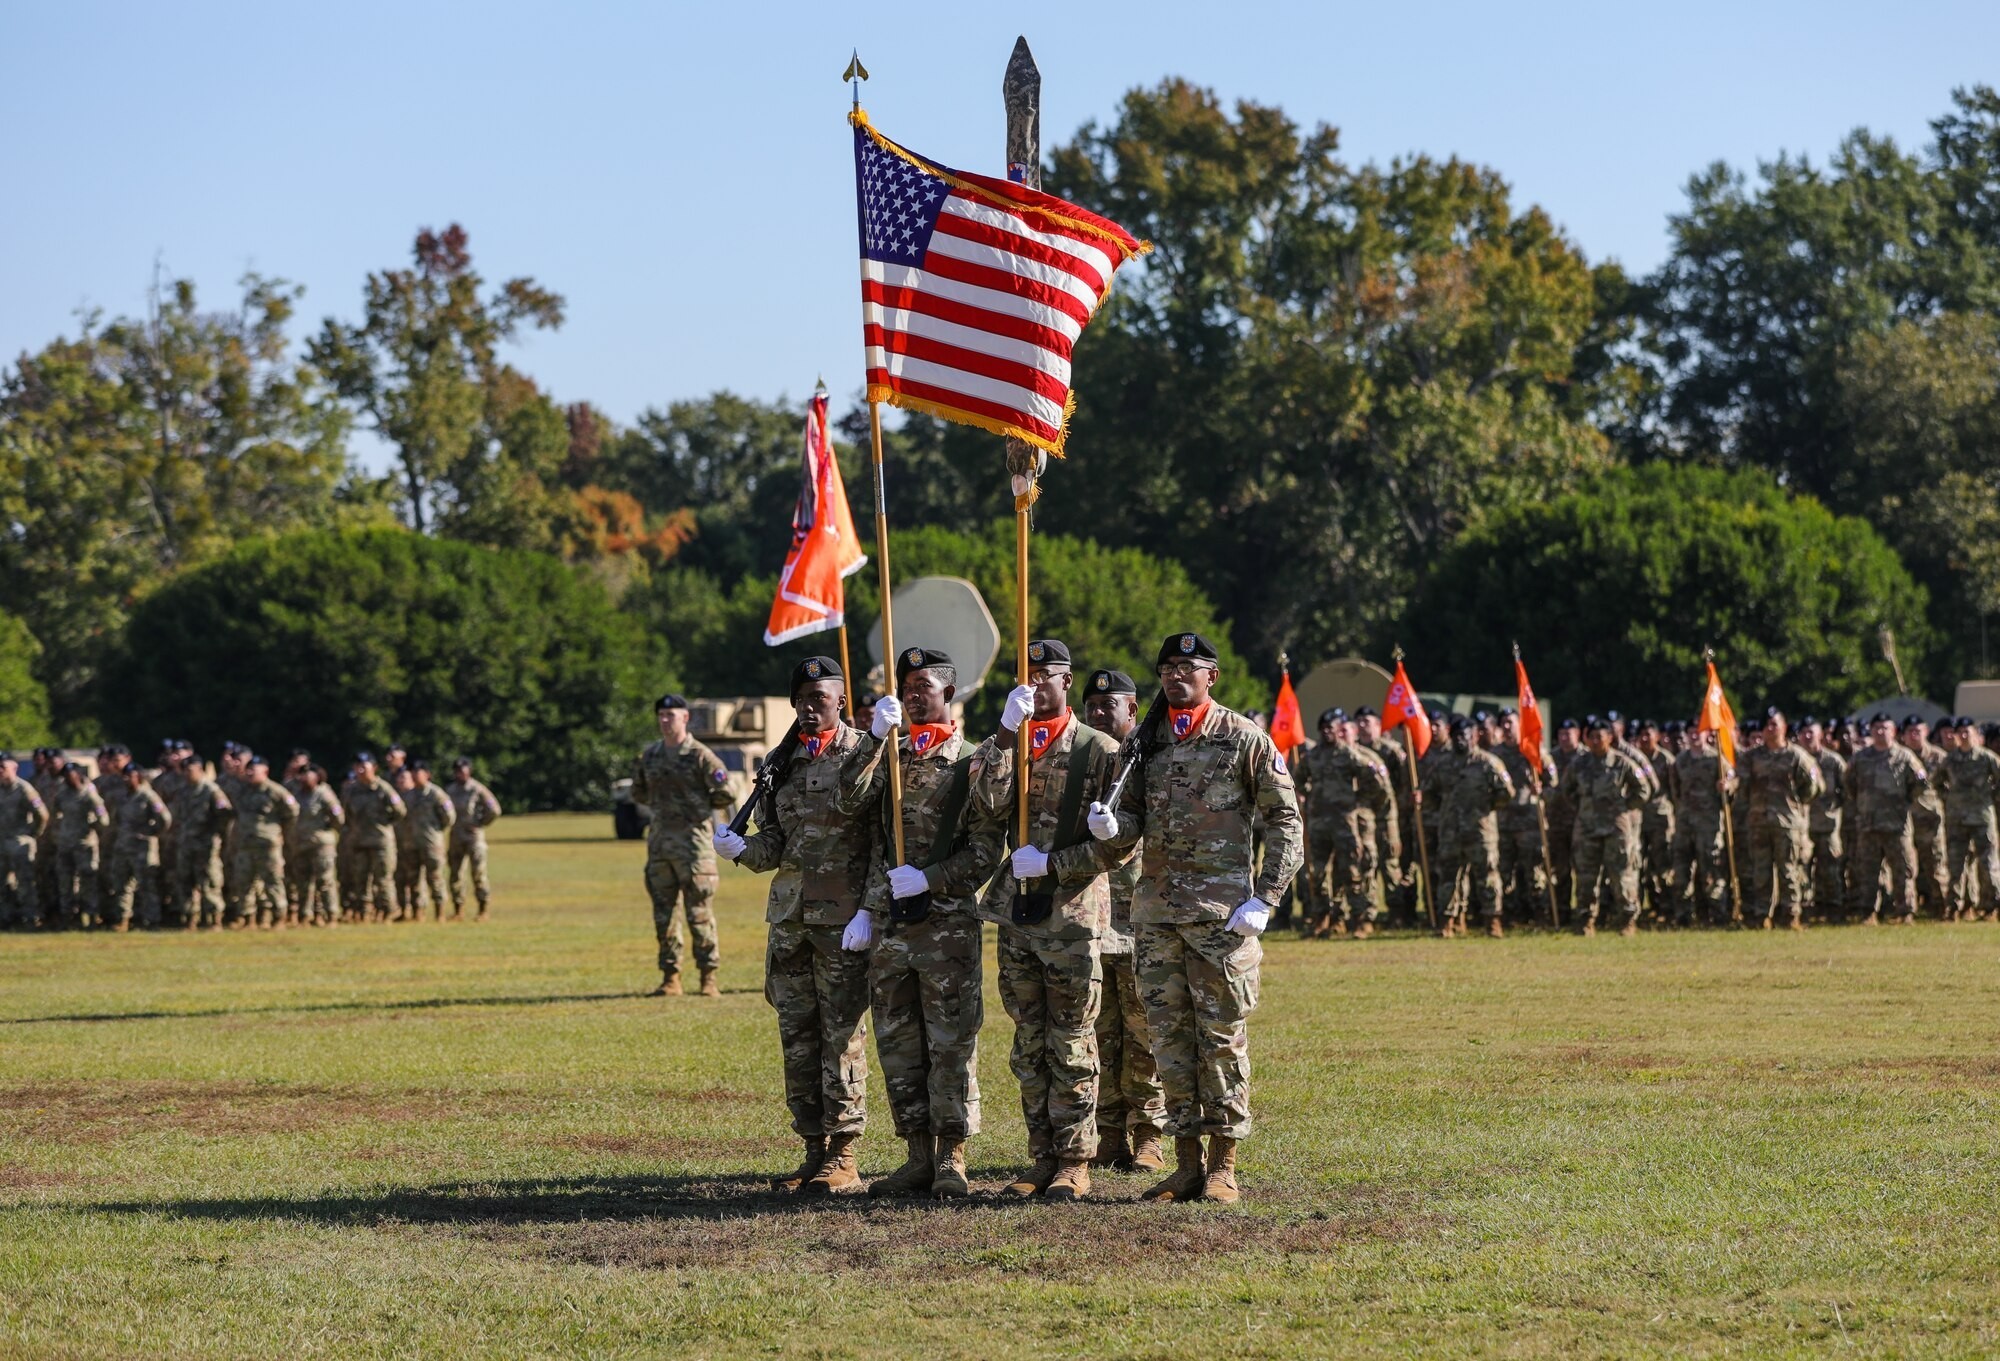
[0,991,642,1026]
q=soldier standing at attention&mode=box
[216,743,250,911]
[712,656,874,1197]
[0,754,50,929]
[1434,716,1514,939]
[1356,706,1415,923]
[106,764,172,931]
[445,757,502,920]
[1079,668,1167,1174]
[1741,709,1823,931]
[229,755,299,929]
[834,647,1005,1199]
[1569,717,1651,937]
[52,764,108,928]
[1546,719,1584,921]
[1091,632,1302,1206]
[1935,718,2000,921]
[1632,720,1677,921]
[1899,717,1951,919]
[1299,710,1397,939]
[152,742,191,924]
[344,752,406,923]
[1292,709,1344,936]
[970,639,1128,1201]
[1795,718,1848,922]
[1494,708,1555,927]
[289,766,344,926]
[30,749,63,920]
[1667,727,1736,927]
[93,745,131,910]
[1846,713,1929,925]
[403,762,455,921]
[392,768,422,920]
[632,694,734,997]
[174,755,234,930]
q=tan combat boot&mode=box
[771,1136,825,1194]
[866,1134,935,1197]
[1620,921,1639,938]
[1580,920,1596,938]
[1141,1137,1207,1203]
[1005,1153,1059,1198]
[1129,1125,1166,1172]
[651,971,682,998]
[932,1138,970,1198]
[1203,1135,1241,1204]
[698,968,721,998]
[1352,920,1375,940]
[1092,1128,1131,1169]
[802,1133,863,1196]
[1488,918,1505,938]
[1044,1159,1091,1201]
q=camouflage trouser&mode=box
[1808,826,1844,919]
[1639,806,1675,915]
[448,836,490,913]
[1573,821,1640,928]
[996,926,1101,1161]
[337,838,362,916]
[394,845,419,918]
[1944,822,2000,918]
[1095,950,1165,1137]
[0,838,39,928]
[231,840,288,925]
[764,919,869,1138]
[352,842,396,919]
[1436,822,1501,926]
[1672,815,1730,925]
[1499,807,1547,923]
[1304,818,1375,926]
[1744,821,1809,924]
[870,911,983,1140]
[646,853,718,975]
[1912,810,1948,918]
[1850,826,1916,919]
[1298,819,1338,918]
[35,835,57,921]
[56,843,99,925]
[1134,920,1259,1140]
[175,836,226,928]
[289,842,340,923]
[1547,821,1574,923]
[106,844,163,927]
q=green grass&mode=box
[3,812,1998,1358]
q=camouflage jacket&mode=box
[1496,745,1555,815]
[1297,739,1395,841]
[53,782,108,850]
[341,777,405,849]
[632,738,733,864]
[1108,702,1302,925]
[837,728,1007,923]
[1844,744,1928,835]
[1667,750,1734,823]
[1569,749,1650,836]
[153,768,187,813]
[291,785,344,850]
[0,777,49,843]
[1935,746,2000,829]
[1549,747,1585,823]
[1416,745,1449,825]
[447,778,502,847]
[174,776,235,846]
[1639,749,1676,816]
[1805,748,1847,836]
[1615,739,1661,799]
[30,766,63,840]
[112,783,172,860]
[94,770,132,834]
[234,781,300,848]
[403,783,456,854]
[1434,747,1513,834]
[970,715,1129,940]
[1743,743,1823,830]
[1905,740,1947,820]
[738,722,872,927]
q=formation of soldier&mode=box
[632,632,1301,1203]
[1290,706,2000,937]
[0,742,501,932]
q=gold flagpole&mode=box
[836,626,854,722]
[1004,38,1042,854]
[1396,646,1438,932]
[868,402,905,865]
[1707,647,1742,920]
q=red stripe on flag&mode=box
[916,250,1095,328]
[862,279,1075,361]
[863,324,1072,408]
[867,368,1064,445]
[930,212,1110,297]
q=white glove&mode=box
[1226,899,1271,937]
[870,695,904,740]
[1011,845,1049,880]
[841,908,876,952]
[1087,800,1119,841]
[1000,684,1036,733]
[712,827,746,861]
[887,864,929,899]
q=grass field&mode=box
[3,811,1999,1358]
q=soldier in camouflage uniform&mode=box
[1297,709,1397,939]
[1094,631,1302,1206]
[52,764,108,928]
[343,752,406,922]
[229,756,299,928]
[1356,706,1416,925]
[833,646,1006,1199]
[288,765,344,926]
[446,757,502,919]
[1667,728,1736,926]
[1795,718,1848,922]
[1632,720,1677,920]
[714,655,874,1197]
[30,750,64,922]
[1432,716,1513,938]
[1845,713,1929,924]
[392,768,422,920]
[173,755,234,929]
[1569,717,1651,936]
[400,762,455,921]
[215,743,250,913]
[1935,717,2000,921]
[1495,708,1556,926]
[1900,717,1951,918]
[105,765,172,930]
[1740,710,1823,931]
[1546,719,1584,922]
[633,694,734,996]
[1415,707,1450,915]
[92,745,132,911]
[1080,668,1167,1174]
[0,754,50,929]
[971,639,1129,1201]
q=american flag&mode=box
[851,112,1146,456]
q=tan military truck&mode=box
[611,696,790,840]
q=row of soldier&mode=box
[0,744,503,931]
[1293,706,2000,938]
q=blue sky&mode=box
[5,1,1996,470]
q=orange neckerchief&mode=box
[1169,702,1212,742]
[1028,710,1072,761]
[905,722,956,756]
[800,730,835,760]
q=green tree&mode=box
[101,529,662,810]
[1414,465,1928,718]
[0,612,55,747]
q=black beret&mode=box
[1026,639,1072,668]
[1558,717,1580,731]
[354,750,375,764]
[1636,717,1660,732]
[1606,709,1623,722]
[1355,705,1378,719]
[655,692,689,712]
[1869,711,1892,725]
[1498,706,1517,718]
[1472,709,1492,724]
[1663,720,1685,735]
[1586,715,1614,733]
[1320,707,1348,725]
[1797,715,1820,729]
[386,744,408,756]
[1765,706,1785,721]
[1426,707,1448,723]
[1898,714,1924,730]
[896,647,955,683]
[247,753,270,769]
[452,756,472,769]
[1085,668,1137,696]
[790,655,843,698]
[1744,717,1764,732]
[410,759,429,773]
[1448,715,1474,734]
[1156,632,1218,667]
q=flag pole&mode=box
[1707,646,1741,920]
[1282,652,1317,934]
[1515,642,1561,929]
[1003,37,1041,854]
[867,401,906,865]
[1396,645,1437,932]
[836,626,854,721]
